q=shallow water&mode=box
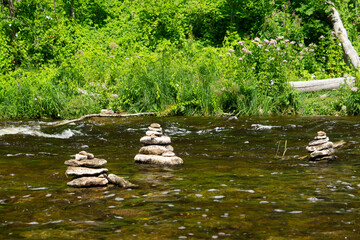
[1,116,360,239]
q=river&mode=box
[0,116,360,239]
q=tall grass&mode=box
[0,34,352,119]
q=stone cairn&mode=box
[65,151,137,188]
[134,123,183,165]
[306,131,335,162]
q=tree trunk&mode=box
[71,3,75,20]
[329,2,360,71]
[8,0,14,20]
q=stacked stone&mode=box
[306,131,335,162]
[65,151,137,188]
[134,123,183,165]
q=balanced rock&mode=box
[79,151,94,159]
[66,166,108,177]
[65,151,136,188]
[64,158,107,168]
[150,123,161,128]
[146,130,162,136]
[306,131,335,162]
[148,127,162,132]
[140,136,171,145]
[135,154,183,165]
[107,174,138,188]
[162,151,175,157]
[139,145,169,155]
[67,177,108,188]
[135,123,183,165]
[75,154,87,160]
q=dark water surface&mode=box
[1,116,360,239]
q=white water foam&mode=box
[0,125,81,139]
[251,124,280,130]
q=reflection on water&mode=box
[1,116,360,239]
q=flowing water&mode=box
[1,116,360,239]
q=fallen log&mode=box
[52,112,157,127]
[289,77,354,92]
[328,1,360,71]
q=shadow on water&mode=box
[1,116,360,239]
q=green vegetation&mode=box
[1,0,360,119]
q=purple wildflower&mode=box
[111,94,119,98]
[319,35,325,39]
[102,84,107,90]
[226,52,231,56]
[228,49,235,53]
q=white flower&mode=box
[46,16,52,20]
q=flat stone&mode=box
[146,130,162,136]
[66,166,108,177]
[310,149,334,158]
[78,151,94,159]
[67,177,108,188]
[165,145,174,151]
[139,145,169,155]
[306,142,333,152]
[333,140,346,149]
[148,127,162,132]
[75,154,87,160]
[64,158,107,168]
[308,137,329,146]
[134,154,183,165]
[162,151,175,157]
[317,131,326,136]
[106,174,138,188]
[140,136,171,145]
[150,123,161,128]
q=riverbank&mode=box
[1,39,358,120]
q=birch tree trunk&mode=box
[329,2,360,71]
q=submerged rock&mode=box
[65,166,108,177]
[67,177,108,187]
[64,158,107,168]
[106,174,138,188]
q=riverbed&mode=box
[0,116,360,239]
